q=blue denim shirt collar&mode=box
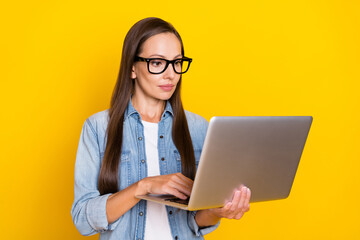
[124,97,174,120]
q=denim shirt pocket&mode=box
[174,149,202,172]
[100,151,131,190]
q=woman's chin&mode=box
[157,91,175,101]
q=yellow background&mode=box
[1,0,359,239]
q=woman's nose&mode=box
[163,63,177,79]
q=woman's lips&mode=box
[159,84,174,92]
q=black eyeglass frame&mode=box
[134,56,193,74]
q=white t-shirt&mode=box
[142,120,173,240]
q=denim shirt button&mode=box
[138,137,142,141]
[169,211,173,215]
[141,159,145,163]
[139,212,143,216]
[161,157,165,161]
[160,135,164,139]
[175,236,178,240]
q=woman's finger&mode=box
[237,188,251,215]
[230,190,242,212]
[175,173,194,186]
[237,186,248,210]
[222,202,232,217]
[171,174,193,192]
[228,188,245,217]
[162,185,188,199]
[223,191,240,219]
[244,188,251,211]
[234,211,245,220]
[168,180,192,196]
[171,173,193,187]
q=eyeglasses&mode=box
[134,56,192,74]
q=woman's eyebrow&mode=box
[148,54,183,59]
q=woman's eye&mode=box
[151,60,163,67]
[174,60,182,66]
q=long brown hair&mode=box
[98,17,196,195]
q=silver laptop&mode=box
[136,116,313,211]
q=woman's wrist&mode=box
[135,177,149,196]
[195,209,221,227]
[205,209,222,224]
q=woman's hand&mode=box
[195,186,251,227]
[209,185,251,219]
[136,173,193,200]
[106,174,192,224]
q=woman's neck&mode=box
[131,94,165,123]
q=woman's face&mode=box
[131,32,182,102]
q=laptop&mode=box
[136,116,313,211]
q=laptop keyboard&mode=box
[164,197,189,205]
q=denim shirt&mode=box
[71,99,220,240]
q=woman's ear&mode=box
[131,65,137,79]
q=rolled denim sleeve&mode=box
[187,211,220,237]
[71,119,121,235]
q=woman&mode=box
[71,17,251,240]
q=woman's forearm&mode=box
[106,173,194,224]
[195,209,221,227]
[106,179,148,224]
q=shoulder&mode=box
[185,110,208,130]
[184,110,208,148]
[184,110,208,124]
[84,109,109,136]
[87,109,109,123]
